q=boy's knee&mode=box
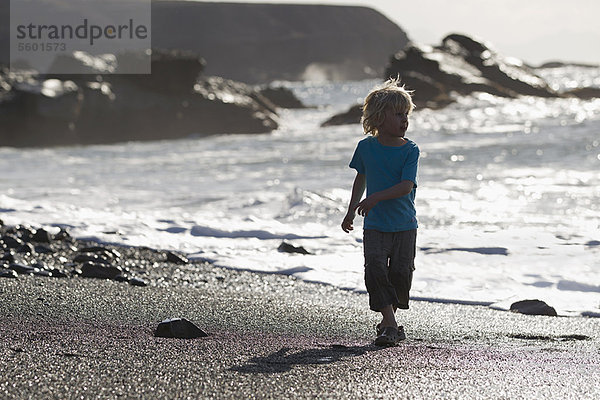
[389,265,413,286]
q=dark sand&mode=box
[1,258,599,399]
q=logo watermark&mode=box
[10,0,151,74]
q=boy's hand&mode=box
[355,194,379,217]
[341,213,355,233]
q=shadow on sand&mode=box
[231,343,385,374]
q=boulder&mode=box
[259,87,306,109]
[510,299,557,316]
[154,318,208,339]
[321,105,362,127]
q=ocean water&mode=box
[1,66,599,317]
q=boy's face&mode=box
[378,106,409,139]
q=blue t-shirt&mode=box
[349,136,419,232]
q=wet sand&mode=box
[1,260,599,399]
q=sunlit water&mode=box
[2,66,599,316]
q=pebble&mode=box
[32,228,53,243]
[154,318,208,339]
[129,277,148,287]
[0,269,18,279]
[80,262,123,280]
[278,241,310,255]
[8,263,35,275]
[17,243,35,254]
[166,251,189,264]
[2,235,24,249]
[510,299,557,316]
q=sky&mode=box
[195,0,600,66]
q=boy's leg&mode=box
[379,304,397,329]
[388,229,417,310]
[363,230,399,321]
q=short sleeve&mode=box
[349,143,365,174]
[401,145,419,187]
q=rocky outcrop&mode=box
[0,1,408,83]
[385,33,558,109]
[151,1,408,83]
[321,105,362,127]
[0,50,280,147]
[259,87,307,109]
[322,33,600,126]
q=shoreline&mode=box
[1,222,600,398]
[1,221,598,318]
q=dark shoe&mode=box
[376,324,406,340]
[397,325,406,341]
[374,326,401,346]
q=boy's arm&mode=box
[341,173,366,232]
[355,180,414,217]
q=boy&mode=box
[341,78,419,346]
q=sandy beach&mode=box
[1,237,599,399]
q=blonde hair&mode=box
[361,77,414,136]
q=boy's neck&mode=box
[377,136,407,147]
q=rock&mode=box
[1,50,279,147]
[384,33,560,109]
[510,299,558,316]
[129,277,148,287]
[0,269,18,279]
[73,254,111,265]
[47,268,68,278]
[278,241,311,255]
[78,246,122,260]
[34,245,54,254]
[564,87,600,99]
[1,252,15,263]
[54,228,73,241]
[16,243,35,254]
[321,104,362,127]
[151,2,408,82]
[32,228,53,243]
[33,269,52,277]
[80,262,123,280]
[2,235,24,249]
[8,263,35,275]
[165,251,189,264]
[154,318,208,339]
[259,87,306,109]
[0,76,82,147]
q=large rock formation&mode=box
[385,33,558,109]
[0,1,409,83]
[151,1,408,83]
[322,33,600,126]
[0,50,281,147]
